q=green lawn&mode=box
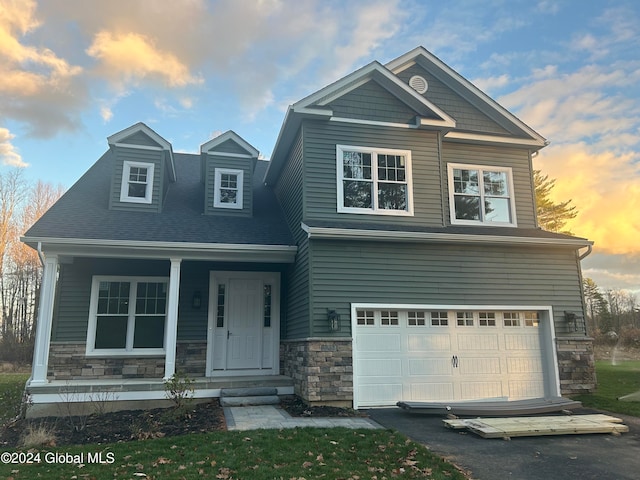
[0,373,29,425]
[573,360,640,417]
[0,427,466,480]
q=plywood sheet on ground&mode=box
[443,414,628,438]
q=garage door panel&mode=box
[508,380,544,399]
[410,382,454,401]
[357,359,402,376]
[460,381,504,400]
[356,334,401,352]
[457,334,499,350]
[408,358,452,376]
[459,357,501,375]
[507,357,543,373]
[358,384,402,406]
[408,334,451,351]
[505,334,541,351]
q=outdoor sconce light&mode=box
[327,309,340,332]
[564,311,577,331]
[192,291,202,309]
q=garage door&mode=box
[353,308,546,408]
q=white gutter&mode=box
[301,223,593,248]
[579,244,593,260]
[36,241,46,267]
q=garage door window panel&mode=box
[479,312,496,327]
[408,311,426,326]
[430,311,449,326]
[457,312,474,326]
[381,310,399,326]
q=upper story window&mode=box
[214,168,244,209]
[447,163,516,226]
[120,161,154,204]
[337,145,413,216]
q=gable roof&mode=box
[200,130,260,157]
[108,122,177,182]
[386,47,547,149]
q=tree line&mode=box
[0,170,63,364]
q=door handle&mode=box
[451,355,459,368]
[227,331,230,339]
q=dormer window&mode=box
[214,168,244,209]
[120,161,154,204]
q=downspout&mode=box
[37,241,46,267]
[579,244,593,261]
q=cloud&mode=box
[0,128,28,167]
[86,31,203,90]
[582,253,640,295]
[0,0,85,137]
[534,144,640,256]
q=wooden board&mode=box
[443,414,629,438]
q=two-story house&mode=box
[22,47,595,416]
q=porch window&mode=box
[214,168,244,209]
[87,276,168,355]
[263,285,272,327]
[120,161,154,204]
[337,145,413,216]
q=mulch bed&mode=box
[0,396,362,448]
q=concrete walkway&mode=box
[223,405,382,431]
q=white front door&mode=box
[226,278,262,369]
[206,271,280,376]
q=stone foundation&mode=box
[280,339,353,407]
[556,337,596,395]
[48,341,208,380]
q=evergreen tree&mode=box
[534,170,578,235]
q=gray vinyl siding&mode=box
[213,139,253,155]
[274,129,310,339]
[304,120,444,226]
[109,147,165,212]
[442,142,537,228]
[309,239,585,337]
[396,64,511,135]
[119,131,162,147]
[327,80,422,124]
[203,154,253,217]
[52,258,169,342]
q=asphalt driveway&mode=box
[368,408,640,480]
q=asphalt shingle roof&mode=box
[25,152,295,246]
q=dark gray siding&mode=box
[441,142,537,228]
[328,80,420,124]
[52,258,169,342]
[109,147,165,212]
[203,154,253,217]
[274,129,310,339]
[119,131,162,147]
[304,120,444,226]
[396,64,511,135]
[309,239,585,337]
[214,139,252,155]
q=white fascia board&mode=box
[23,237,298,263]
[300,223,593,248]
[444,131,546,148]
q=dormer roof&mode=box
[200,130,260,158]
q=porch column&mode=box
[30,254,59,385]
[163,258,181,380]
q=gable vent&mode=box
[409,75,428,94]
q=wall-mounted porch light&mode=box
[564,311,578,331]
[327,309,340,332]
[192,291,202,309]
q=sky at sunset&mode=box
[1,0,639,295]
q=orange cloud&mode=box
[535,144,640,255]
[86,31,202,89]
[0,127,28,167]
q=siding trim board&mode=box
[301,223,592,248]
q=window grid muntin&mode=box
[214,168,243,209]
[121,161,154,204]
[524,311,540,327]
[356,310,375,326]
[430,311,449,326]
[380,310,399,326]
[216,284,226,328]
[456,312,474,326]
[503,311,521,327]
[263,284,272,327]
[479,312,496,327]
[338,146,412,215]
[408,311,426,326]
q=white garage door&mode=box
[353,308,546,408]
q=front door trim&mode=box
[205,271,280,377]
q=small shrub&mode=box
[619,328,640,349]
[164,372,195,410]
[21,422,57,447]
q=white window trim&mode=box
[214,168,244,209]
[85,275,169,357]
[336,145,414,216]
[120,161,155,204]
[447,163,517,227]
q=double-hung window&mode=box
[120,161,154,204]
[448,163,516,226]
[337,145,413,215]
[214,168,244,209]
[86,276,168,355]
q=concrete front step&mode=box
[220,387,278,397]
[220,395,281,407]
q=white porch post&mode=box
[163,258,181,380]
[29,254,59,385]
